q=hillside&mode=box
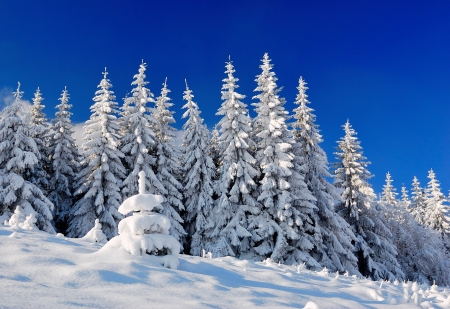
[0,226,449,308]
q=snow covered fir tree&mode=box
[0,55,449,286]
[48,87,79,233]
[67,70,125,239]
[291,77,358,273]
[207,59,259,259]
[180,80,214,255]
[334,121,404,281]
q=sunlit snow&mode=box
[1,226,449,308]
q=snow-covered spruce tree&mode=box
[334,121,403,281]
[28,87,51,194]
[423,169,450,236]
[251,53,307,263]
[153,79,185,243]
[410,176,426,223]
[207,60,260,259]
[67,70,125,239]
[401,185,410,205]
[120,61,166,199]
[381,172,398,206]
[48,87,79,234]
[291,77,358,273]
[0,83,54,233]
[180,80,214,254]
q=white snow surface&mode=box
[118,194,164,215]
[1,226,450,309]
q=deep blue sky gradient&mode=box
[1,1,449,195]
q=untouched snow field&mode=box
[1,226,449,309]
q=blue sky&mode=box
[1,1,449,195]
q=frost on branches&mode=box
[334,121,403,281]
[67,70,125,239]
[153,80,185,243]
[120,61,165,199]
[48,87,79,234]
[251,53,302,263]
[291,77,357,273]
[181,80,214,254]
[0,83,54,233]
[102,171,180,269]
[208,59,259,259]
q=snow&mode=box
[1,226,450,308]
[118,213,171,235]
[118,194,165,215]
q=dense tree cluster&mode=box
[1,55,448,284]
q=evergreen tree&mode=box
[334,121,403,281]
[0,83,54,233]
[28,87,51,194]
[381,172,398,205]
[410,176,426,223]
[401,185,410,205]
[120,61,165,199]
[291,77,358,272]
[153,79,185,242]
[67,70,125,239]
[251,53,302,263]
[181,80,214,254]
[48,87,79,234]
[423,169,450,236]
[208,60,260,259]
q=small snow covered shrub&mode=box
[101,171,181,269]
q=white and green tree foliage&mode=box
[334,121,403,281]
[181,81,214,253]
[48,87,79,234]
[154,80,185,242]
[28,87,51,193]
[251,53,303,263]
[120,61,165,198]
[67,70,125,239]
[209,60,259,259]
[291,77,357,273]
[423,169,450,236]
[381,172,397,205]
[0,83,54,233]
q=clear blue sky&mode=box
[1,1,449,195]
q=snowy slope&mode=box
[0,226,449,309]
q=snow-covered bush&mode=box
[82,219,107,244]
[101,171,180,269]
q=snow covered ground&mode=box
[1,226,449,309]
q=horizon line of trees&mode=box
[0,54,449,285]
